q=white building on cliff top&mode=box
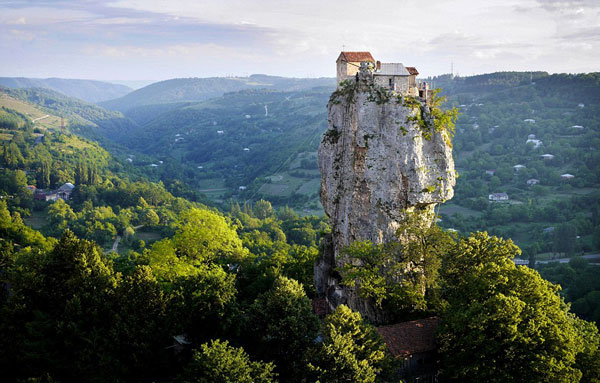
[336,51,424,98]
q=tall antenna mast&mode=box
[61,117,65,134]
[451,61,454,77]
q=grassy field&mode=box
[195,178,229,200]
[24,210,48,230]
[259,183,291,196]
[296,178,320,196]
[438,203,483,218]
[134,229,162,243]
[289,151,317,169]
[300,206,324,216]
[117,228,164,254]
[258,172,305,197]
[197,178,226,190]
[0,93,63,131]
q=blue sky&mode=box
[1,0,598,81]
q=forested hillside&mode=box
[93,72,600,257]
[112,88,330,212]
[1,71,599,382]
[99,75,335,113]
[435,72,600,259]
[6,73,600,260]
[0,77,132,103]
[1,87,139,142]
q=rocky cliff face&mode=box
[315,71,455,323]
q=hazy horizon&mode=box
[1,0,599,81]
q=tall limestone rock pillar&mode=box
[315,67,455,323]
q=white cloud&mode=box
[1,0,598,79]
[9,29,35,41]
[0,7,94,25]
[92,17,152,25]
[8,17,27,25]
[81,42,265,61]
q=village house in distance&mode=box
[32,182,75,202]
[335,51,431,100]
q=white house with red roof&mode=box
[335,51,422,97]
[336,51,375,84]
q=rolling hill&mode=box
[99,74,335,115]
[0,86,139,141]
[91,72,600,254]
[111,87,331,212]
[3,71,599,255]
[0,77,132,103]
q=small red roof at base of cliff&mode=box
[312,297,331,316]
[377,317,439,357]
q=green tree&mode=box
[10,169,28,193]
[4,230,118,381]
[123,226,135,240]
[254,199,274,219]
[277,205,299,221]
[167,265,237,343]
[0,200,53,250]
[307,305,387,383]
[74,161,88,185]
[142,209,160,226]
[553,223,577,256]
[173,208,247,264]
[113,265,169,380]
[438,232,593,383]
[573,317,600,383]
[87,164,100,185]
[340,218,452,320]
[46,199,76,234]
[177,339,277,383]
[284,245,319,295]
[2,142,24,168]
[37,159,52,188]
[246,276,319,381]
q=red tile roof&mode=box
[339,52,375,63]
[377,317,439,357]
[312,297,331,316]
[406,67,419,75]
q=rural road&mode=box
[111,235,121,252]
[197,188,228,192]
[536,253,600,264]
[109,225,145,253]
[515,253,600,265]
[32,115,49,122]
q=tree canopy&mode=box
[438,232,599,383]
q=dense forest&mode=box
[0,72,599,382]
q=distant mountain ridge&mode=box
[0,77,132,103]
[99,74,335,113]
